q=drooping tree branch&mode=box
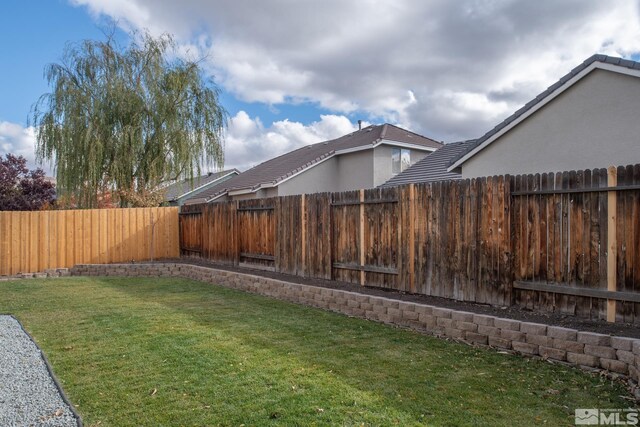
[30,28,227,208]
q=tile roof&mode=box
[449,54,640,169]
[163,169,239,201]
[379,140,475,187]
[187,123,442,203]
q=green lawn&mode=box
[0,277,631,426]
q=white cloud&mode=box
[71,0,640,144]
[223,112,361,170]
[0,121,52,174]
[0,115,356,177]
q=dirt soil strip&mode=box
[156,258,640,339]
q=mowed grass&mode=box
[0,277,632,426]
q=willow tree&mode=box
[30,31,226,208]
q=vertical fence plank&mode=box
[359,189,365,285]
[301,194,306,277]
[607,166,618,322]
[13,212,22,273]
[617,166,635,323]
[589,169,603,320]
[0,213,8,275]
[633,165,640,323]
[88,210,97,263]
[408,184,416,293]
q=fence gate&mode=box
[236,199,276,270]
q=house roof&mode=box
[182,176,236,204]
[186,123,442,203]
[163,169,239,201]
[449,54,640,171]
[380,140,474,187]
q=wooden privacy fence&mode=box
[511,165,640,324]
[180,164,640,324]
[0,207,179,276]
[179,178,512,305]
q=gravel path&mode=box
[0,315,80,427]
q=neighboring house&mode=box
[449,54,640,178]
[185,124,442,204]
[162,169,239,206]
[380,140,474,187]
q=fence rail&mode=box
[180,163,640,324]
[0,207,179,276]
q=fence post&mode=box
[234,201,240,266]
[300,194,306,277]
[359,189,365,286]
[150,211,155,261]
[408,184,416,293]
[606,166,617,322]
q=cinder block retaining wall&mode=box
[70,263,640,384]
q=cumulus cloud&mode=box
[223,112,360,170]
[1,115,354,177]
[71,0,640,142]
[0,122,52,174]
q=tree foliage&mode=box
[31,30,226,208]
[0,154,56,211]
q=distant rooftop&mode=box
[163,169,239,202]
[187,123,442,203]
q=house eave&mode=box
[171,170,239,201]
[447,61,640,172]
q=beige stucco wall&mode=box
[373,145,430,187]
[336,150,374,191]
[373,146,394,187]
[462,69,640,178]
[277,157,339,196]
[268,150,375,196]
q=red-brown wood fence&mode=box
[179,164,640,324]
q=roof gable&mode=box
[449,54,640,171]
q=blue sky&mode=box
[1,0,639,173]
[0,0,342,128]
[0,1,107,125]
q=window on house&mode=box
[392,148,411,174]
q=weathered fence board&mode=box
[510,166,640,323]
[305,192,332,280]
[180,163,640,324]
[237,199,276,270]
[0,207,179,276]
[331,190,361,284]
[276,195,303,276]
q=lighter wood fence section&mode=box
[0,207,179,275]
